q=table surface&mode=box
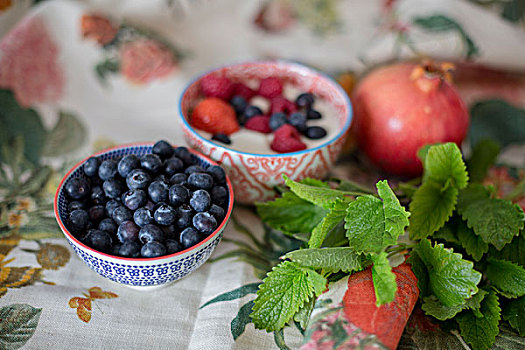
[1,1,524,349]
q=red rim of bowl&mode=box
[54,142,235,262]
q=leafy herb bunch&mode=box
[252,142,525,350]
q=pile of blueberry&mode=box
[63,140,229,258]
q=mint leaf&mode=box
[489,234,525,267]
[413,239,481,307]
[371,252,397,306]
[309,198,349,248]
[457,291,501,350]
[256,191,328,236]
[485,258,525,298]
[502,296,525,336]
[409,182,458,240]
[284,175,348,209]
[298,177,330,188]
[345,180,409,253]
[421,290,487,321]
[251,261,326,331]
[456,220,489,261]
[406,252,429,297]
[457,184,525,250]
[284,247,362,273]
[433,223,460,244]
[467,139,501,183]
[423,142,469,190]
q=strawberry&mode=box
[258,77,283,98]
[201,74,234,100]
[245,115,272,134]
[269,95,297,115]
[271,124,307,153]
[191,97,240,135]
[231,82,256,101]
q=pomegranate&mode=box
[352,61,469,177]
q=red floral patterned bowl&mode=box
[178,61,352,204]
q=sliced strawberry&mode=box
[245,115,272,134]
[191,97,239,135]
[258,77,283,98]
[201,74,234,101]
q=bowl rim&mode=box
[54,142,234,263]
[178,59,353,157]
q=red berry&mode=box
[271,124,307,153]
[201,74,234,100]
[245,115,272,134]
[270,95,297,115]
[191,97,240,135]
[231,82,256,101]
[258,77,283,98]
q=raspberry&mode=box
[191,97,240,135]
[269,95,297,115]
[231,82,256,101]
[201,74,234,100]
[271,124,307,153]
[258,77,283,98]
[245,115,272,134]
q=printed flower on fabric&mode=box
[483,166,525,211]
[0,16,64,107]
[80,13,183,85]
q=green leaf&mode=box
[457,184,525,250]
[406,252,429,297]
[469,100,525,149]
[433,223,460,244]
[371,252,397,306]
[309,198,348,248]
[231,300,254,340]
[251,261,326,331]
[284,175,348,209]
[345,180,409,253]
[0,89,47,166]
[457,291,501,350]
[421,290,487,321]
[273,328,291,350]
[456,220,489,261]
[485,258,525,298]
[413,239,481,307]
[293,297,314,330]
[284,247,362,273]
[42,111,87,157]
[299,177,330,188]
[200,282,260,309]
[467,139,501,183]
[502,296,525,336]
[489,234,525,267]
[409,181,458,240]
[423,143,469,190]
[256,191,328,236]
[0,304,42,350]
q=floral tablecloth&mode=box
[1,0,525,349]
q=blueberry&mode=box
[141,241,167,258]
[65,177,91,200]
[169,184,189,207]
[305,126,327,139]
[122,189,146,211]
[165,239,182,254]
[188,172,213,190]
[169,173,187,185]
[190,189,211,212]
[98,159,118,181]
[154,204,177,225]
[105,199,121,217]
[112,206,132,225]
[126,169,151,190]
[133,207,154,227]
[139,224,166,244]
[69,209,89,233]
[269,112,288,131]
[145,200,156,211]
[207,165,226,185]
[84,229,113,253]
[117,220,140,242]
[193,212,217,235]
[211,133,231,145]
[185,165,205,175]
[179,227,201,249]
[68,201,86,212]
[148,180,169,203]
[118,154,140,178]
[295,92,315,108]
[209,204,225,222]
[111,243,123,256]
[230,95,247,116]
[98,218,117,235]
[103,178,124,199]
[140,154,162,174]
[83,157,100,177]
[289,112,307,133]
[161,224,178,240]
[173,147,194,166]
[306,109,322,120]
[176,204,193,229]
[119,241,141,258]
[88,205,105,223]
[210,186,228,206]
[91,186,106,203]
[244,105,263,119]
[152,140,174,159]
[164,157,184,176]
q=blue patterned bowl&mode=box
[54,143,234,289]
